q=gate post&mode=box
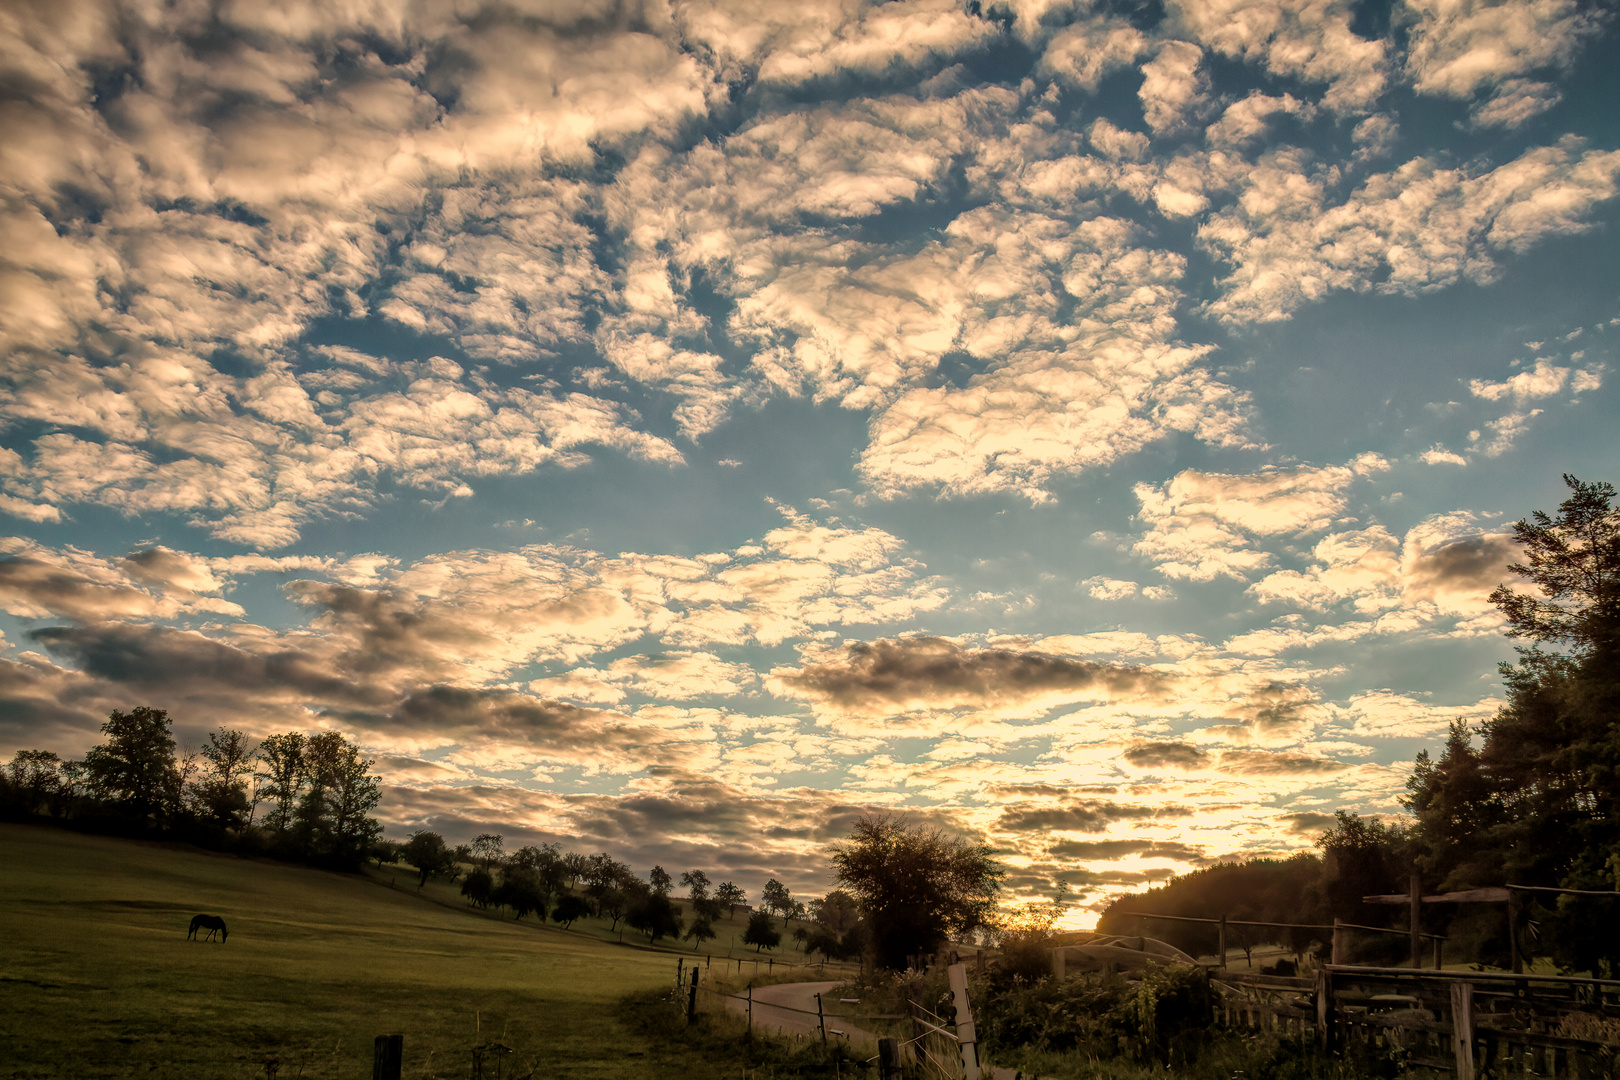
[1451,982,1476,1080]
[1315,968,1334,1055]
[948,962,980,1080]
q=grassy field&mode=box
[0,823,790,1079]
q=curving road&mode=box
[725,980,884,1047]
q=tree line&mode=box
[1100,475,1620,976]
[1,706,382,870]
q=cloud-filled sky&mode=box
[3,0,1617,921]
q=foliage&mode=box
[761,877,793,917]
[1489,475,1620,656]
[461,865,495,908]
[552,892,591,928]
[716,880,746,915]
[1404,475,1620,973]
[83,706,180,826]
[742,909,782,952]
[193,727,255,830]
[403,830,455,887]
[626,888,683,943]
[976,965,1215,1066]
[830,812,1004,969]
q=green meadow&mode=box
[0,823,748,1079]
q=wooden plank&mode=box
[1452,982,1476,1080]
[1364,888,1511,904]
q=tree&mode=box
[552,893,591,928]
[255,731,306,834]
[649,864,673,895]
[1404,476,1620,972]
[743,909,782,952]
[5,750,62,817]
[462,866,496,908]
[1489,475,1620,656]
[495,866,548,920]
[627,888,683,943]
[761,878,793,918]
[717,881,746,916]
[830,813,1004,970]
[84,706,180,827]
[403,830,456,887]
[289,732,381,866]
[193,727,256,830]
[686,916,718,950]
[472,833,505,868]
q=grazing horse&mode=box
[188,914,228,942]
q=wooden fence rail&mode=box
[1212,967,1620,1079]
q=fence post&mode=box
[1508,890,1523,974]
[1433,936,1442,970]
[1219,914,1228,970]
[677,957,684,984]
[687,968,699,1023]
[948,962,979,1080]
[746,984,753,1039]
[1451,982,1476,1080]
[878,1037,903,1080]
[817,992,827,1045]
[372,1035,403,1080]
[907,981,923,1046]
[1410,873,1423,969]
[1331,918,1343,965]
[1315,968,1333,1055]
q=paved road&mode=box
[725,980,885,1047]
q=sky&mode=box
[2,0,1618,925]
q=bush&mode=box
[976,965,1213,1066]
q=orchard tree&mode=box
[403,830,455,887]
[761,879,793,919]
[717,881,746,916]
[743,909,781,952]
[830,813,1003,970]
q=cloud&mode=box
[1121,741,1212,769]
[1403,0,1607,126]
[1339,689,1499,738]
[1217,748,1350,775]
[1277,810,1338,836]
[1201,141,1620,325]
[1169,0,1389,113]
[769,636,1171,723]
[1047,838,1207,861]
[1132,455,1389,581]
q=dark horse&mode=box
[187,914,228,942]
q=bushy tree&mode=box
[627,888,683,943]
[831,813,1003,969]
[462,866,496,908]
[4,750,63,817]
[403,830,455,887]
[84,706,180,827]
[743,909,782,952]
[552,893,591,928]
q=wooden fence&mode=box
[1214,965,1620,1079]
